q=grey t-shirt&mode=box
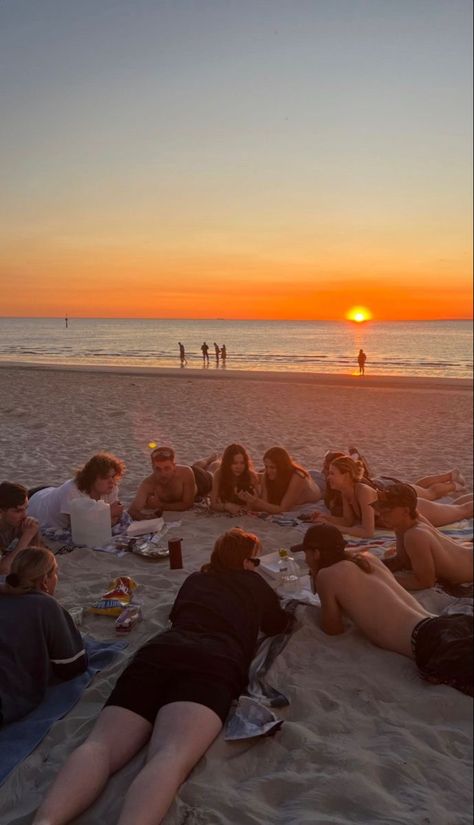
[0,591,87,724]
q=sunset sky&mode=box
[1,0,472,320]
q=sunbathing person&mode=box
[34,528,293,825]
[210,443,260,515]
[0,547,87,724]
[296,524,473,696]
[312,456,473,537]
[0,482,46,574]
[129,446,214,518]
[371,483,473,591]
[239,446,321,514]
[28,453,125,530]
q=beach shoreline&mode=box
[0,360,472,392]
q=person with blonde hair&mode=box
[28,453,125,530]
[0,547,87,724]
[34,527,292,825]
[312,455,473,537]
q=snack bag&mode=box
[115,604,143,634]
[90,576,138,616]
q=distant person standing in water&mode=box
[213,342,220,363]
[201,342,210,364]
[358,349,367,375]
[65,315,68,329]
[178,342,187,367]
[220,344,227,364]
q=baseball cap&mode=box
[291,523,347,554]
[371,483,417,511]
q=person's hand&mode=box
[110,502,125,522]
[238,490,258,507]
[20,516,39,539]
[310,511,326,523]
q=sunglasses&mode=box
[246,557,260,567]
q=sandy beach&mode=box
[0,364,472,825]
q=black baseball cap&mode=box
[371,483,417,512]
[291,523,347,554]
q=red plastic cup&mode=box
[168,538,183,569]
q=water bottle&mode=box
[278,548,299,592]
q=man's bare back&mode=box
[400,520,473,587]
[316,554,430,658]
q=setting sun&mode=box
[345,306,373,323]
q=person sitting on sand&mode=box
[129,446,214,518]
[33,528,293,825]
[295,523,473,696]
[210,444,260,515]
[0,547,87,724]
[0,482,46,574]
[238,446,321,515]
[28,453,125,530]
[371,483,473,591]
[311,455,473,537]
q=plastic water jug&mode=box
[70,497,112,547]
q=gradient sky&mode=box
[0,0,472,319]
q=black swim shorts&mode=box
[192,465,213,499]
[104,646,237,724]
[411,614,473,697]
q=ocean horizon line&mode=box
[0,316,472,323]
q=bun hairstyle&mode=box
[330,456,365,483]
[202,528,260,573]
[5,546,56,594]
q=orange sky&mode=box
[1,2,472,321]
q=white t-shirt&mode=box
[28,479,118,530]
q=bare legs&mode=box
[193,454,222,474]
[34,707,152,825]
[417,497,473,527]
[118,702,222,825]
[34,703,222,825]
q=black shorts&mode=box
[411,614,473,697]
[104,648,237,725]
[192,465,213,498]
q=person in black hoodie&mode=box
[34,528,292,825]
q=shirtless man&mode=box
[372,483,473,591]
[294,523,473,696]
[0,482,46,574]
[129,447,213,518]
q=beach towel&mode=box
[223,601,299,741]
[0,636,127,786]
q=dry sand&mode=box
[0,364,472,825]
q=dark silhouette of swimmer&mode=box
[213,342,220,362]
[201,342,210,364]
[220,344,227,364]
[178,342,187,366]
[358,349,367,375]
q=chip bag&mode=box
[90,576,138,616]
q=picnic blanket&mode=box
[0,636,127,786]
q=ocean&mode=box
[0,318,471,379]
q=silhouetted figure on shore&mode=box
[201,342,210,365]
[178,342,187,367]
[220,344,227,365]
[65,315,68,329]
[213,342,220,363]
[358,349,367,375]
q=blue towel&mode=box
[0,636,127,786]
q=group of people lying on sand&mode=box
[0,446,472,823]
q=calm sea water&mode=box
[0,318,471,378]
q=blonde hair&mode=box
[330,456,365,483]
[5,547,56,594]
